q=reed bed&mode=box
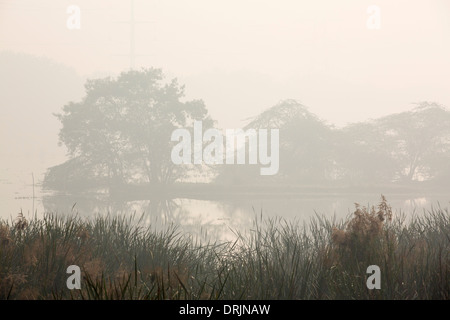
[0,197,448,300]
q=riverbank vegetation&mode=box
[0,197,448,300]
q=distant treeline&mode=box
[43,69,450,192]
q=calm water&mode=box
[2,172,448,242]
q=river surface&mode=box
[2,170,448,242]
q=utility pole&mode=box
[130,0,135,68]
[113,0,154,69]
[32,172,35,215]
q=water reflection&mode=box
[41,192,449,242]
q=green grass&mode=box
[0,198,448,300]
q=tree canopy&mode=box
[44,71,450,192]
[215,100,335,184]
[47,68,212,190]
[215,100,450,186]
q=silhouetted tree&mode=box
[47,68,212,190]
[216,100,335,185]
[376,102,450,182]
[335,102,450,184]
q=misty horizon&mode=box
[0,0,449,246]
[0,1,449,303]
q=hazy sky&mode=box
[0,0,450,126]
[1,0,450,129]
[0,0,449,218]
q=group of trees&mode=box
[335,103,450,184]
[45,68,212,191]
[217,99,450,186]
[44,68,450,191]
[226,100,450,186]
